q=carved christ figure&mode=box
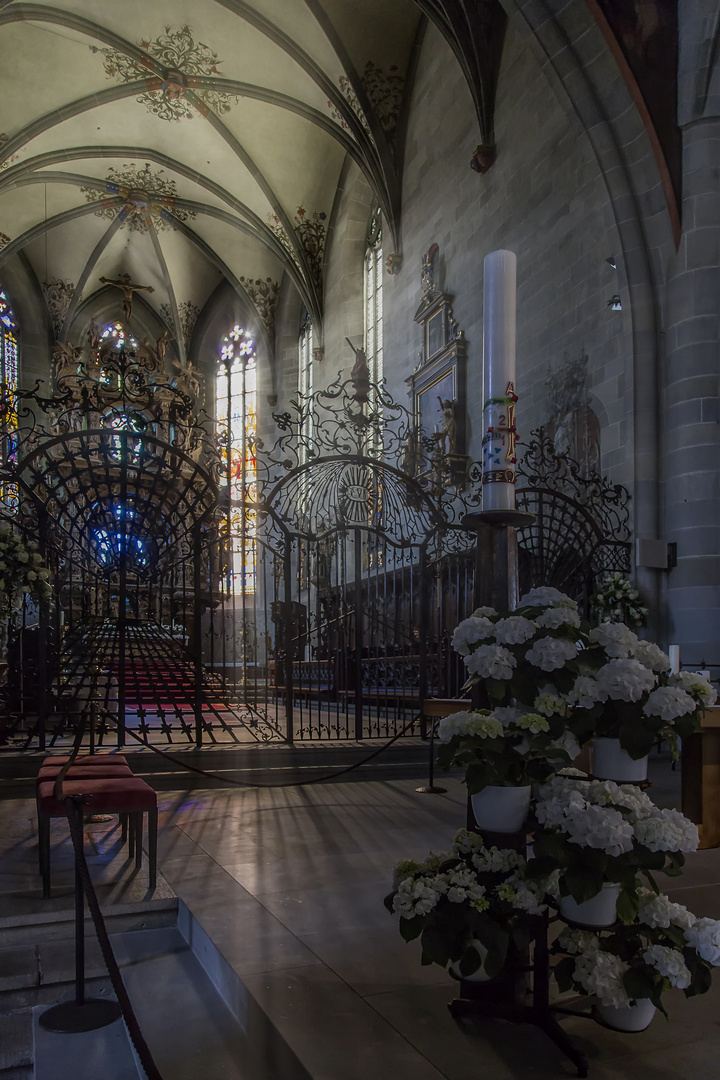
[99,273,154,324]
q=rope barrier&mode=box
[102,711,423,788]
[63,794,165,1080]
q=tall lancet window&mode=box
[0,289,18,509]
[364,207,383,387]
[217,324,257,594]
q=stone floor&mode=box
[2,752,720,1079]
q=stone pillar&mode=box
[663,117,720,674]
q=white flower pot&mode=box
[560,882,621,927]
[449,940,492,983]
[471,785,531,833]
[592,738,648,782]
[596,998,656,1032]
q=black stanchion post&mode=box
[38,797,122,1034]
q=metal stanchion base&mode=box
[415,784,447,794]
[38,999,122,1033]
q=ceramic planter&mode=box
[560,882,621,927]
[592,737,648,783]
[471,785,531,833]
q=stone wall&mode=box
[381,20,632,486]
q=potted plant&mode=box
[529,773,699,926]
[553,889,720,1031]
[450,588,716,783]
[589,572,647,628]
[566,622,716,780]
[436,707,579,832]
[385,828,559,981]
[0,520,53,661]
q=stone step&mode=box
[0,1009,32,1072]
[0,897,178,950]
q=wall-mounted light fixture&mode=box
[607,295,622,311]
[605,255,617,269]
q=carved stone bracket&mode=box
[415,0,507,174]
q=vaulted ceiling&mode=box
[0,0,429,361]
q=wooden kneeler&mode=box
[37,777,158,897]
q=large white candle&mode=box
[482,250,517,512]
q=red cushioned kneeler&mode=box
[36,777,157,897]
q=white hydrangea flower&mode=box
[445,866,488,904]
[466,712,505,740]
[536,606,581,630]
[685,917,720,966]
[450,828,487,856]
[671,670,718,708]
[518,587,577,610]
[493,615,536,644]
[547,730,581,761]
[557,927,600,955]
[643,944,691,988]
[437,710,477,743]
[525,636,578,671]
[516,712,550,734]
[636,888,696,931]
[451,616,495,655]
[643,685,696,722]
[633,640,671,672]
[464,644,517,681]
[589,622,639,658]
[564,803,635,856]
[392,876,444,918]
[534,688,568,717]
[495,875,548,914]
[595,658,657,701]
[472,606,497,618]
[470,847,525,874]
[575,949,631,1008]
[566,675,606,708]
[634,808,699,853]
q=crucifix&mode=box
[98,272,154,324]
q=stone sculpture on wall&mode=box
[545,352,600,476]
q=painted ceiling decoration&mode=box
[80,164,198,232]
[41,278,77,340]
[239,277,280,343]
[267,208,327,293]
[93,24,241,122]
[160,301,200,351]
[0,0,516,379]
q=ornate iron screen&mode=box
[0,336,630,749]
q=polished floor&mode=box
[2,755,720,1079]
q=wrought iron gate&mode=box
[0,336,630,749]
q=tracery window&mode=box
[364,207,383,387]
[0,289,18,509]
[100,322,137,388]
[216,324,256,594]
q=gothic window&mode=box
[0,288,18,509]
[216,324,257,594]
[100,322,136,388]
[364,207,383,386]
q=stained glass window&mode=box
[0,288,18,509]
[217,324,256,594]
[364,208,383,387]
[100,322,137,388]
